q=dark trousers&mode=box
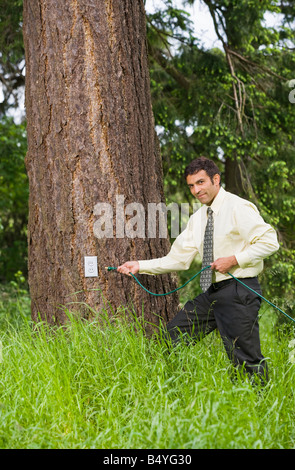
[165,277,268,383]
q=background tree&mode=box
[0,0,27,282]
[0,0,25,115]
[22,0,178,324]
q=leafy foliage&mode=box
[147,0,295,322]
[0,117,28,281]
[0,0,25,114]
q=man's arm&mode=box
[215,202,279,275]
[117,214,199,276]
[212,202,279,275]
[233,204,279,268]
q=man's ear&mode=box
[213,173,221,186]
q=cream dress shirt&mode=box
[138,187,279,282]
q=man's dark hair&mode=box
[184,157,221,184]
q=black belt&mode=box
[210,276,257,292]
[210,278,235,291]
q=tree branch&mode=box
[148,45,191,90]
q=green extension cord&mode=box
[106,265,295,325]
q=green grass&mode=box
[0,283,295,449]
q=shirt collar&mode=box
[207,186,226,215]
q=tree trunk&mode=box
[23,0,178,326]
[224,155,244,196]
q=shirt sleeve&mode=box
[233,202,280,269]
[138,216,199,275]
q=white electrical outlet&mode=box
[84,256,98,277]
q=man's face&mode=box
[186,170,220,205]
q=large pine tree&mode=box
[23,0,178,324]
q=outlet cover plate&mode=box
[84,256,98,277]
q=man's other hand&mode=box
[211,255,238,274]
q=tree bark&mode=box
[23,0,178,325]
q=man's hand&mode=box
[211,255,238,274]
[117,261,139,276]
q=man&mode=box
[118,157,279,383]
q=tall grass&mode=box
[0,284,295,449]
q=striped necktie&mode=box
[200,207,214,292]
